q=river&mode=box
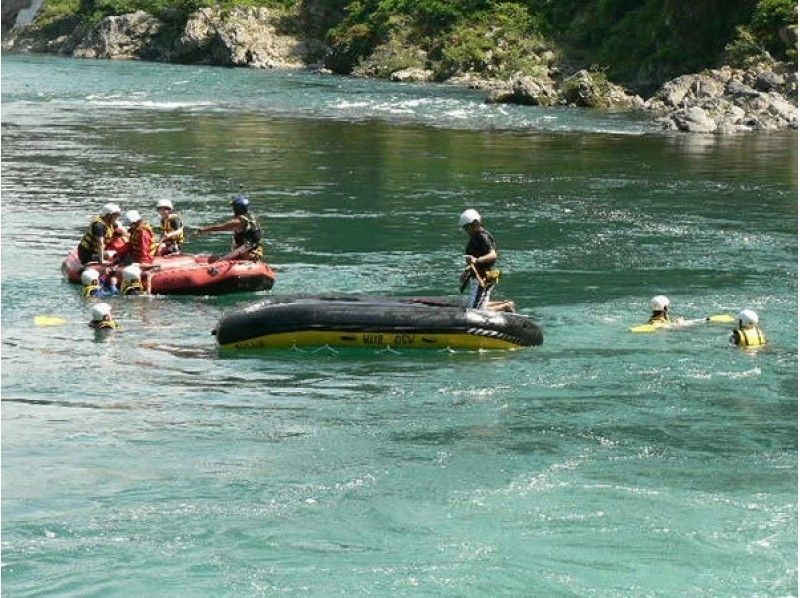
[2,54,797,595]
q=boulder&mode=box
[560,69,642,109]
[72,11,163,60]
[672,106,717,133]
[390,68,434,83]
[175,7,318,69]
[754,71,785,92]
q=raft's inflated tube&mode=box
[213,295,543,350]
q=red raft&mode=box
[61,249,276,295]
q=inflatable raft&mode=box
[61,249,276,295]
[213,294,543,350]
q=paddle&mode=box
[208,243,256,264]
[34,316,134,327]
[629,314,735,333]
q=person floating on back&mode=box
[114,210,156,266]
[194,195,264,262]
[458,209,511,311]
[120,264,146,296]
[77,203,127,265]
[730,309,767,347]
[81,268,118,298]
[155,199,185,256]
[88,302,119,331]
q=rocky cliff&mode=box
[3,5,796,134]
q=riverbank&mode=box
[3,2,797,133]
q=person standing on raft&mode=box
[194,195,264,261]
[458,209,506,310]
[77,203,127,265]
[155,199,185,256]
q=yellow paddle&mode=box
[34,315,69,327]
[630,314,735,333]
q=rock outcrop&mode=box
[72,11,163,60]
[3,6,328,69]
[483,69,642,109]
[647,63,797,133]
[173,7,323,68]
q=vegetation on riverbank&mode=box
[16,0,799,91]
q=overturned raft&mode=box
[213,295,543,350]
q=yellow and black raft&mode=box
[213,295,543,351]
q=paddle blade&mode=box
[630,324,658,333]
[35,316,68,327]
[707,314,735,324]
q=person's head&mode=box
[102,203,122,224]
[157,199,173,215]
[650,295,670,314]
[122,264,142,284]
[81,268,101,286]
[459,209,482,235]
[124,210,142,228]
[91,302,113,322]
[737,308,759,329]
[231,195,249,216]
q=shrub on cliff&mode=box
[725,0,797,66]
[436,3,553,79]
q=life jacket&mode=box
[732,326,766,347]
[89,319,119,330]
[233,214,263,260]
[647,312,670,325]
[78,216,114,253]
[83,282,101,298]
[121,280,145,296]
[161,213,185,245]
[130,222,158,258]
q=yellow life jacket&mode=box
[83,282,101,298]
[161,213,185,245]
[90,319,120,330]
[647,313,670,326]
[121,280,145,295]
[79,216,114,253]
[733,326,766,347]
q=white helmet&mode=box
[122,264,142,282]
[91,302,112,322]
[157,199,173,210]
[81,268,101,285]
[459,209,482,228]
[650,295,670,311]
[738,309,759,327]
[102,203,122,216]
[124,210,142,225]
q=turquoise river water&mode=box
[1,54,797,595]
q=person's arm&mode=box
[195,218,241,235]
[91,221,107,262]
[162,216,184,241]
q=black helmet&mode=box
[231,195,249,214]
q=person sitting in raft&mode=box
[155,199,185,256]
[730,309,767,347]
[194,195,264,261]
[81,268,118,298]
[77,203,127,265]
[457,209,513,311]
[89,302,119,331]
[114,210,156,267]
[120,264,146,296]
